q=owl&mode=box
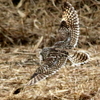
[28,49,68,85]
[40,1,80,61]
[27,2,89,85]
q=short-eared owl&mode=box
[27,2,89,85]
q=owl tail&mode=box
[27,73,46,85]
[68,51,90,66]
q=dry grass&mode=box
[0,0,100,100]
[0,45,100,100]
[0,0,100,47]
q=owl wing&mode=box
[59,2,80,48]
[27,50,68,85]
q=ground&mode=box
[0,0,100,100]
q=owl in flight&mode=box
[27,2,89,85]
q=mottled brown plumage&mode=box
[28,49,68,85]
[41,2,80,61]
[58,1,80,48]
[27,2,89,85]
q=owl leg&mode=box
[68,51,90,66]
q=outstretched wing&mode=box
[59,2,80,48]
[27,50,68,85]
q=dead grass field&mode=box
[0,0,100,100]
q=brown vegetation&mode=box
[0,0,100,100]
